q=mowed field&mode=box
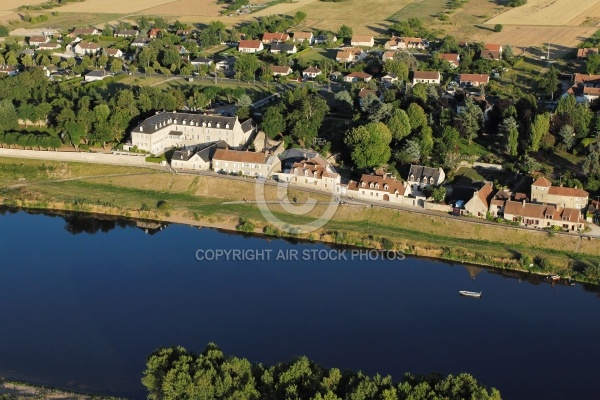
[138,0,229,18]
[485,25,599,54]
[54,0,177,14]
[0,0,47,11]
[487,0,600,25]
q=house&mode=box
[270,65,292,76]
[336,51,354,63]
[176,29,192,37]
[459,73,490,87]
[215,57,235,71]
[84,70,111,82]
[130,112,256,155]
[261,32,289,44]
[276,155,341,193]
[385,36,426,50]
[148,28,162,39]
[37,42,61,51]
[382,51,396,62]
[343,71,372,83]
[330,71,342,81]
[350,35,374,47]
[174,45,189,55]
[28,36,49,47]
[412,71,441,85]
[530,176,588,209]
[564,73,600,103]
[503,200,585,231]
[382,73,398,86]
[212,149,280,178]
[481,43,502,60]
[358,88,377,99]
[171,140,228,171]
[577,47,598,59]
[238,40,264,53]
[68,27,100,37]
[0,65,18,76]
[114,29,139,37]
[270,43,297,54]
[191,57,213,67]
[463,182,494,218]
[104,48,124,58]
[438,53,460,68]
[292,32,314,45]
[131,38,151,47]
[73,41,102,55]
[407,165,445,187]
[314,34,336,44]
[347,173,407,204]
[302,66,322,79]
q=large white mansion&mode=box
[130,111,256,154]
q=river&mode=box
[0,209,598,400]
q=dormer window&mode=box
[216,122,220,128]
[173,119,178,124]
[384,184,388,190]
[183,119,187,125]
[422,177,427,183]
[202,122,206,127]
[546,214,551,219]
[139,126,143,132]
[226,123,230,128]
[313,172,318,178]
[375,183,380,189]
[430,177,434,184]
[304,170,308,176]
[410,174,414,181]
[370,183,374,188]
[361,182,366,187]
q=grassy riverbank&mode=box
[0,380,123,400]
[1,157,600,284]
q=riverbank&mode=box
[1,157,599,284]
[0,380,123,400]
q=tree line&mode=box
[142,343,502,400]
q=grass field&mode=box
[1,0,46,11]
[53,0,176,14]
[387,0,447,22]
[487,0,600,26]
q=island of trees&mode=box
[142,343,502,400]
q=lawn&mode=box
[293,47,338,64]
[386,0,447,22]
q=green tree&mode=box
[587,53,600,74]
[0,100,18,133]
[383,59,409,82]
[234,54,260,81]
[457,97,483,144]
[500,117,519,156]
[538,67,559,100]
[110,58,123,73]
[529,113,550,152]
[396,139,421,165]
[337,25,353,38]
[344,122,392,169]
[494,24,503,32]
[262,104,286,139]
[583,142,600,176]
[387,109,411,141]
[559,125,575,150]
[406,102,427,133]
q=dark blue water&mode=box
[0,210,599,400]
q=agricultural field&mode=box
[387,0,447,22]
[0,0,47,10]
[50,0,177,14]
[487,0,600,26]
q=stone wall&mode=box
[0,148,148,167]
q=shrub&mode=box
[156,200,171,211]
[236,218,255,233]
[494,24,503,32]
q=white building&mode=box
[212,148,280,178]
[276,155,341,193]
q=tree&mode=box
[110,58,123,73]
[387,109,411,141]
[529,113,550,152]
[494,24,503,32]
[334,90,353,112]
[344,122,392,169]
[234,54,260,81]
[572,104,593,139]
[538,67,559,100]
[559,125,575,150]
[587,53,600,75]
[337,25,353,38]
[262,104,286,139]
[431,186,446,203]
[583,142,600,176]
[406,102,427,133]
[0,100,18,133]
[368,102,394,122]
[63,121,86,149]
[457,97,483,144]
[557,94,576,116]
[396,139,421,165]
[236,94,253,108]
[500,117,519,156]
[0,25,8,37]
[383,59,409,82]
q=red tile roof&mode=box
[413,71,440,80]
[239,40,262,49]
[532,177,552,187]
[213,149,268,164]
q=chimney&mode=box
[522,199,526,206]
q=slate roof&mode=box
[408,165,442,183]
[133,112,240,134]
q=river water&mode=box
[0,209,598,400]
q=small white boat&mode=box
[459,290,482,298]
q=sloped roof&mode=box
[351,35,374,43]
[413,71,440,80]
[213,149,268,164]
[459,73,489,83]
[548,186,589,197]
[239,40,262,49]
[347,173,405,194]
[408,165,442,182]
[532,176,552,187]
[133,112,239,134]
[262,32,289,42]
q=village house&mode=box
[503,200,585,231]
[37,42,61,51]
[270,43,297,54]
[358,88,377,99]
[114,29,139,38]
[302,66,322,80]
[175,29,192,38]
[104,48,124,59]
[270,65,292,76]
[382,73,398,86]
[148,28,162,39]
[438,53,460,68]
[314,34,336,44]
[412,71,441,85]
[171,141,228,171]
[130,112,256,155]
[68,27,100,37]
[28,35,49,47]
[336,51,354,63]
[346,173,408,204]
[173,45,189,55]
[215,57,235,72]
[212,148,280,178]
[0,65,18,76]
[385,36,426,50]
[463,182,495,218]
[191,57,213,67]
[530,176,588,209]
[261,32,289,44]
[577,48,598,59]
[131,38,152,47]
[343,71,372,83]
[459,73,490,87]
[382,51,396,62]
[407,165,445,187]
[276,155,341,193]
[350,35,374,47]
[564,73,600,103]
[292,32,314,45]
[73,41,102,55]
[238,40,264,53]
[84,70,112,82]
[481,43,502,60]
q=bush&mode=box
[236,218,255,233]
[494,24,503,32]
[156,200,171,211]
[508,0,527,6]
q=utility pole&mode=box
[547,43,550,60]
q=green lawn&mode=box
[293,48,338,64]
[387,0,447,22]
